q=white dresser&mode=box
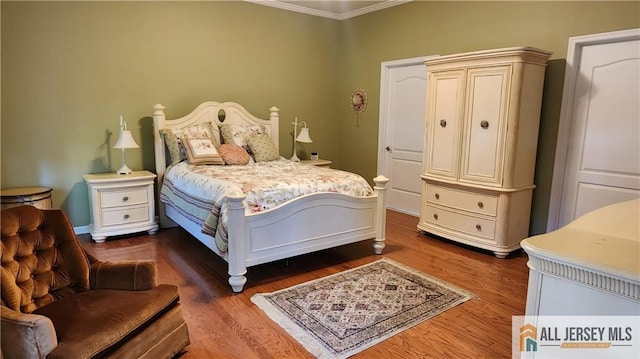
[84,171,159,242]
[418,47,551,257]
[521,199,640,316]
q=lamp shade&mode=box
[113,131,139,149]
[295,127,313,143]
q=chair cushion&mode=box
[33,284,179,359]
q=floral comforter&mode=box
[159,159,373,253]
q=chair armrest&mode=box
[1,305,58,359]
[90,260,158,291]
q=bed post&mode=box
[373,175,389,255]
[227,192,248,293]
[268,106,280,152]
[152,104,173,228]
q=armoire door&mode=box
[424,69,465,179]
[460,65,511,186]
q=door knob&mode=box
[385,146,392,153]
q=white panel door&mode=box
[549,29,640,230]
[378,57,436,216]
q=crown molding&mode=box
[245,0,413,20]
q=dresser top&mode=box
[521,199,640,280]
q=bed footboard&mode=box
[225,175,389,293]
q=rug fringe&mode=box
[251,294,339,358]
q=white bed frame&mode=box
[152,101,389,292]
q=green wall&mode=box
[2,1,639,234]
[1,1,342,226]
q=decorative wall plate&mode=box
[350,88,367,127]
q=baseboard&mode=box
[73,216,159,236]
[386,207,419,218]
[74,225,90,235]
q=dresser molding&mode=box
[424,46,553,68]
[526,254,640,303]
[420,174,535,193]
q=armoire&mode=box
[418,47,552,258]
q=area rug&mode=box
[251,258,475,358]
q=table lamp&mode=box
[113,115,139,175]
[291,117,312,162]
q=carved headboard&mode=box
[152,101,280,187]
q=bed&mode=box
[152,101,389,292]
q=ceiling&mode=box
[246,0,412,20]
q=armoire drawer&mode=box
[425,183,497,216]
[423,204,496,240]
[100,188,148,208]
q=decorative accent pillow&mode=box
[246,134,280,162]
[161,123,218,165]
[219,124,265,155]
[183,137,225,165]
[219,144,251,165]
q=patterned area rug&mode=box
[251,258,474,358]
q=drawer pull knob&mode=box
[480,120,489,129]
[477,201,484,209]
[440,119,447,128]
[476,224,482,231]
[124,214,130,220]
[433,214,438,220]
[122,196,129,202]
[434,193,440,200]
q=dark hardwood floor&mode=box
[79,210,530,358]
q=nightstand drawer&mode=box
[102,205,149,226]
[426,183,497,216]
[100,188,148,208]
[424,205,496,240]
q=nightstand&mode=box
[300,159,332,168]
[83,171,159,242]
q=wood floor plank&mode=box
[80,210,529,358]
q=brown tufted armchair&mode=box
[0,205,190,358]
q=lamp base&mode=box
[116,164,133,175]
[290,153,301,162]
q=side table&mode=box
[1,186,53,209]
[83,171,159,242]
